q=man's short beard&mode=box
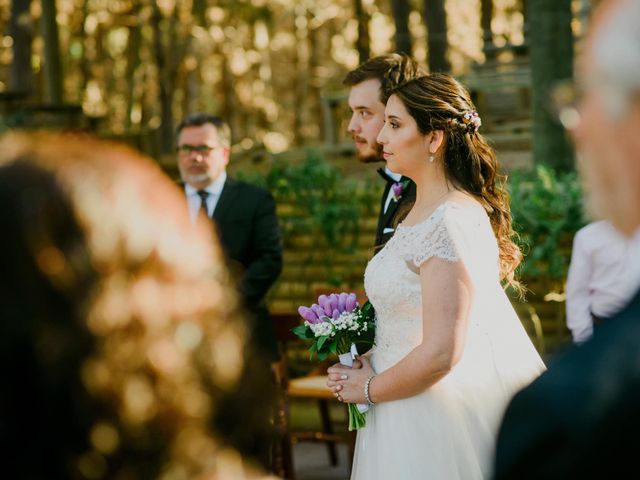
[357,142,384,164]
[181,171,211,186]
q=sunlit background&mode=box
[0,0,552,156]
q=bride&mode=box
[327,73,545,479]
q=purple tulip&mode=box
[311,303,327,320]
[332,309,340,320]
[318,295,333,316]
[337,292,348,312]
[345,293,358,312]
[298,306,321,324]
[328,294,339,312]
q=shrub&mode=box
[508,163,586,281]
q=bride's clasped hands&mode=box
[327,357,373,404]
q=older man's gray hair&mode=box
[592,0,640,118]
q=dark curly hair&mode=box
[391,73,523,289]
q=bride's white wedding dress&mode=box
[352,201,545,480]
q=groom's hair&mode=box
[343,54,426,103]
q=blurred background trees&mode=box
[0,0,574,162]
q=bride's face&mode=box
[377,95,430,177]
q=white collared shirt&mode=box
[383,167,403,215]
[565,220,640,343]
[185,171,227,224]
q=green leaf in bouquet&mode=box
[316,335,329,351]
[354,329,375,355]
[348,403,367,431]
[307,342,318,360]
[292,324,310,340]
[361,300,374,320]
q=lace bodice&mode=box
[364,201,500,370]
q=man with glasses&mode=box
[176,113,283,469]
[176,113,283,363]
[494,1,640,478]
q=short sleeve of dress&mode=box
[411,214,460,267]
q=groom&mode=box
[343,54,424,252]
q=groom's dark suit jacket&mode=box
[192,176,283,361]
[493,286,640,479]
[375,169,416,253]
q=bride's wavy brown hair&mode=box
[391,73,522,290]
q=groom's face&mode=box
[347,78,385,164]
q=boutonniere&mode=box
[391,179,411,202]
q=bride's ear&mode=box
[427,130,444,156]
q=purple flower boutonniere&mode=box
[391,179,411,202]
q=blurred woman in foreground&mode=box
[0,131,274,479]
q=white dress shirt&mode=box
[185,171,227,224]
[565,220,639,343]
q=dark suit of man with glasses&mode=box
[176,113,283,469]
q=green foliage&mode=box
[240,148,378,252]
[508,164,586,279]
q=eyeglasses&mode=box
[550,79,584,131]
[176,144,220,155]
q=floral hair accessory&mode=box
[463,111,482,133]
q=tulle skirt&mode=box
[351,303,544,480]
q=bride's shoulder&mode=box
[439,192,486,220]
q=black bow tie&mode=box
[377,168,396,184]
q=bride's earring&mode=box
[429,154,435,163]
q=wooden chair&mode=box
[270,311,356,480]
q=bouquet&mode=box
[293,292,376,430]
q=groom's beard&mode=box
[357,142,385,164]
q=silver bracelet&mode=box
[364,375,376,405]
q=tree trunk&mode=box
[530,0,574,171]
[9,0,33,95]
[124,10,141,131]
[354,0,370,62]
[480,0,495,60]
[423,0,450,72]
[521,0,530,45]
[220,53,236,141]
[307,10,321,141]
[77,0,90,101]
[390,0,412,55]
[151,2,183,155]
[183,0,208,115]
[292,8,306,145]
[40,0,64,104]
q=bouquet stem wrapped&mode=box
[337,343,368,430]
[294,293,375,431]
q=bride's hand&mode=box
[326,356,375,404]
